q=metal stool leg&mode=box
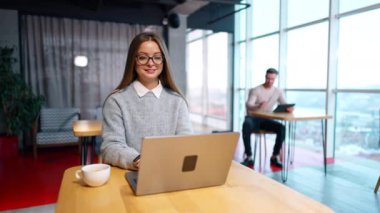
[375,176,380,193]
[91,136,96,164]
[80,137,85,165]
[263,134,267,172]
[258,134,262,172]
[253,134,258,167]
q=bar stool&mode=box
[252,130,273,172]
[73,120,102,165]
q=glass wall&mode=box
[207,33,228,119]
[186,30,232,132]
[286,23,328,89]
[335,7,380,155]
[252,0,279,37]
[337,9,380,89]
[186,37,203,115]
[286,91,326,150]
[233,0,380,157]
[339,0,380,13]
[287,0,329,27]
[252,35,279,87]
[335,93,380,155]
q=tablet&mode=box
[273,103,295,113]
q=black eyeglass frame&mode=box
[135,54,164,65]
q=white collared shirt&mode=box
[133,80,163,98]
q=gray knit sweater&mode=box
[101,85,193,169]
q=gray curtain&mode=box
[21,15,162,119]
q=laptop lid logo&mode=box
[182,155,198,172]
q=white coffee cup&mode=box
[75,164,111,187]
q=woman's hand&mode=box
[132,155,141,170]
[133,159,140,169]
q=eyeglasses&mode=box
[135,54,164,65]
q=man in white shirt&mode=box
[241,68,294,169]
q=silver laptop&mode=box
[125,132,240,196]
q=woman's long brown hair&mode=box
[114,32,183,98]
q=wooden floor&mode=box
[193,122,380,213]
[264,155,380,213]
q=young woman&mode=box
[101,32,193,170]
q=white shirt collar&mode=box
[133,80,162,98]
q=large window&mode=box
[287,0,329,27]
[286,91,325,114]
[233,0,380,157]
[335,93,380,154]
[186,38,203,115]
[252,35,279,87]
[207,33,228,119]
[339,0,380,13]
[287,23,328,89]
[286,91,326,150]
[252,0,280,37]
[335,8,380,156]
[186,30,232,131]
[338,9,380,89]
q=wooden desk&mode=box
[56,162,333,212]
[250,111,332,122]
[73,120,102,165]
[251,111,332,182]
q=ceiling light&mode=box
[74,56,88,67]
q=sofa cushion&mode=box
[40,108,80,132]
[36,131,78,145]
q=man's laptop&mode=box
[273,103,295,113]
[125,132,240,196]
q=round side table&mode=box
[73,120,102,165]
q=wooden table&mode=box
[250,111,333,182]
[56,162,333,212]
[73,120,102,165]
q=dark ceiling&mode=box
[0,0,247,32]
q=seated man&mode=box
[241,68,294,169]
